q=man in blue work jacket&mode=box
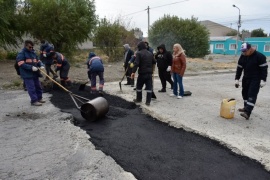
[16,40,46,106]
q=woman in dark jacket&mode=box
[155,44,173,92]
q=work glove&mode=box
[166,66,171,72]
[40,66,45,70]
[43,54,47,58]
[32,66,38,72]
[130,63,134,68]
[235,80,239,88]
[260,80,266,88]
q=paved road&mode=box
[105,70,270,172]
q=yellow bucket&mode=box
[220,98,236,119]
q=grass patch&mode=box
[74,63,82,68]
[2,80,22,89]
[0,49,7,61]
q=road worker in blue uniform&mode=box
[39,40,58,79]
[123,44,134,86]
[87,52,104,93]
[235,42,268,120]
[16,40,46,106]
[50,52,71,87]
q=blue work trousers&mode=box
[24,77,43,104]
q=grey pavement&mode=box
[0,91,135,180]
[105,69,270,172]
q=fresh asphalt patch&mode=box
[49,84,270,180]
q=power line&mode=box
[151,0,189,10]
[122,0,189,17]
[123,9,147,17]
[121,2,269,33]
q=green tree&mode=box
[22,0,97,56]
[251,28,267,37]
[149,15,209,58]
[94,18,136,61]
[240,29,250,39]
[226,30,237,36]
[0,0,24,48]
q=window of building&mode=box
[251,44,258,50]
[264,45,270,52]
[229,44,236,50]
[215,44,224,49]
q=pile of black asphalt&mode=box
[49,84,270,180]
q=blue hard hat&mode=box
[89,52,96,58]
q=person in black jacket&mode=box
[145,41,154,54]
[235,42,268,120]
[131,41,156,106]
[123,44,134,86]
[155,44,174,92]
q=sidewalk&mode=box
[105,70,270,171]
[0,91,135,179]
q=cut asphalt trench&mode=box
[49,84,270,180]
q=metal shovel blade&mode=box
[119,81,122,91]
[79,81,88,91]
[152,91,157,99]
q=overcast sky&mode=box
[95,0,270,37]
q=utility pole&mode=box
[145,1,188,37]
[233,4,241,56]
[147,6,150,36]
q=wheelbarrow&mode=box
[38,68,109,121]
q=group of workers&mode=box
[16,39,105,106]
[16,39,268,120]
[16,40,71,106]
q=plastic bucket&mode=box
[220,98,236,119]
[80,97,109,121]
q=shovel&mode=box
[119,67,129,91]
[151,74,157,99]
[79,81,89,91]
[151,64,157,99]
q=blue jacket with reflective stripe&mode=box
[87,56,104,73]
[16,48,44,79]
[40,42,54,64]
[54,52,69,71]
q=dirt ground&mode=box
[0,55,237,90]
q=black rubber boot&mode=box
[136,91,142,102]
[238,108,245,112]
[158,88,166,92]
[240,111,250,120]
